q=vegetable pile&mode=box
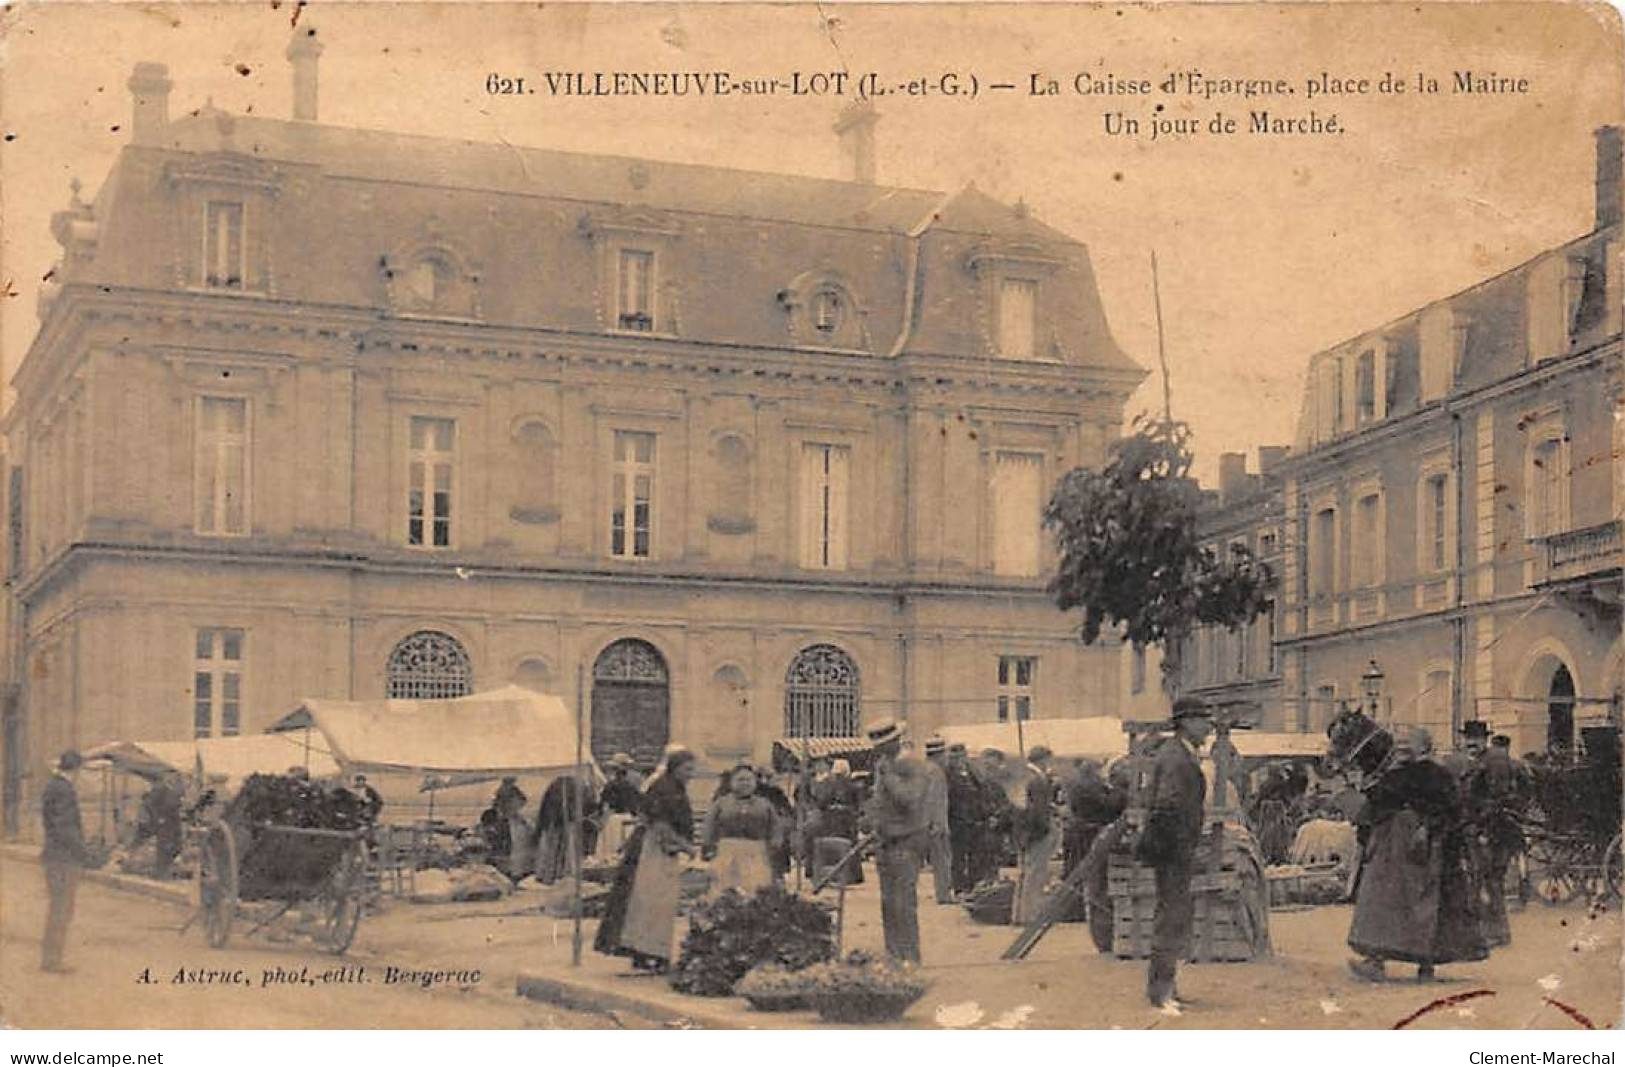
[669,886,835,997]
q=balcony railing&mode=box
[1540,520,1623,583]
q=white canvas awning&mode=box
[267,685,585,777]
[1227,732,1328,760]
[265,685,592,823]
[81,735,341,788]
[935,717,1128,761]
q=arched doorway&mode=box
[1548,663,1576,757]
[592,639,670,769]
[784,644,860,738]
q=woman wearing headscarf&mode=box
[1347,726,1488,982]
[593,746,697,973]
[702,764,783,895]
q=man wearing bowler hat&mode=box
[1140,697,1213,1011]
[861,718,930,962]
[40,750,92,973]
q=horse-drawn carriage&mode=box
[192,774,372,953]
[1520,727,1622,904]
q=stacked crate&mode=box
[1106,822,1271,962]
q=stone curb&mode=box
[2,842,192,908]
[515,970,757,1030]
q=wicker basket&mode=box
[810,988,925,1024]
[744,992,809,1013]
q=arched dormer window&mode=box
[778,271,870,351]
[383,219,481,318]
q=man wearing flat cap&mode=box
[41,750,92,973]
[1140,697,1212,1011]
[860,718,930,962]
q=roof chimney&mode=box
[1217,452,1248,503]
[1595,125,1622,231]
[126,62,172,146]
[833,101,879,184]
[287,27,323,122]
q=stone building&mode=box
[1180,127,1624,755]
[0,42,1145,830]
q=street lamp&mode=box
[1361,659,1386,718]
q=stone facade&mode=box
[1179,128,1624,755]
[0,57,1145,829]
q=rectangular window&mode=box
[611,430,655,559]
[992,451,1043,577]
[1530,437,1566,538]
[1353,492,1381,588]
[1259,530,1277,559]
[203,201,245,289]
[1424,474,1449,572]
[997,278,1037,359]
[1421,669,1452,731]
[1330,359,1345,433]
[996,656,1036,722]
[617,249,654,331]
[1355,351,1376,424]
[194,397,249,536]
[193,627,244,738]
[7,466,23,577]
[799,443,850,570]
[1130,645,1147,695]
[1312,507,1337,595]
[1313,683,1338,732]
[1262,601,1277,675]
[407,416,455,548]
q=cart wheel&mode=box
[1602,835,1622,903]
[199,822,238,948]
[324,839,366,955]
[1532,843,1581,906]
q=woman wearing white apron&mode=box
[702,764,782,896]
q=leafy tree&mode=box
[1043,416,1274,688]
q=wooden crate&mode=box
[1106,827,1272,962]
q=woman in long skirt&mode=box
[593,747,697,972]
[703,765,781,896]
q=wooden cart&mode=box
[194,818,368,954]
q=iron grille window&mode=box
[387,630,473,700]
[784,644,860,738]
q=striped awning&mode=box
[773,736,871,760]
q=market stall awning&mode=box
[772,736,873,761]
[267,685,586,777]
[1227,732,1328,760]
[936,717,1127,760]
[81,735,340,786]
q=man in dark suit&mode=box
[861,718,930,963]
[41,750,92,973]
[1142,698,1212,1011]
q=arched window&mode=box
[591,639,671,768]
[784,644,860,738]
[511,419,559,523]
[386,630,473,700]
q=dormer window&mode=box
[1355,350,1376,424]
[998,278,1038,359]
[204,201,245,290]
[618,249,655,331]
[407,258,439,308]
[812,288,843,334]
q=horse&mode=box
[1321,704,1394,780]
